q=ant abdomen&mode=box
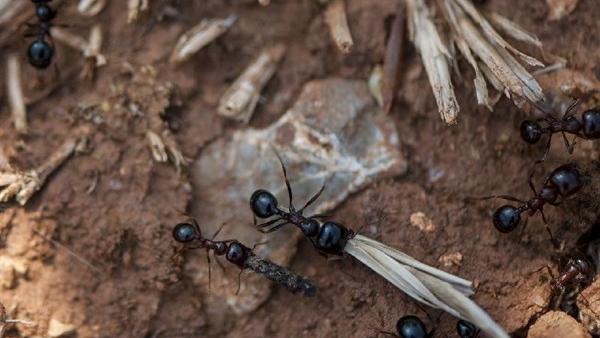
[547,164,583,197]
[582,108,600,138]
[315,222,352,255]
[493,205,521,233]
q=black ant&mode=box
[172,219,316,296]
[520,95,600,162]
[483,163,584,234]
[379,316,479,338]
[26,0,57,69]
[379,315,433,338]
[456,320,480,338]
[249,155,354,256]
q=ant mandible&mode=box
[520,94,600,161]
[27,0,57,69]
[172,220,316,296]
[483,163,584,234]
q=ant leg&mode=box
[211,222,227,240]
[214,255,226,272]
[191,219,202,237]
[519,217,530,238]
[535,134,553,165]
[256,217,283,228]
[273,150,295,212]
[528,171,538,195]
[310,213,329,220]
[377,330,397,337]
[259,222,290,233]
[561,132,574,154]
[206,251,212,290]
[563,94,590,119]
[235,270,244,295]
[299,183,326,213]
[539,210,560,249]
[251,241,269,251]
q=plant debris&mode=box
[324,0,353,54]
[217,44,286,123]
[169,15,237,64]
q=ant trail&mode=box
[249,156,509,338]
[31,228,104,274]
[172,220,316,296]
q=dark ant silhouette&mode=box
[520,94,600,162]
[172,219,316,296]
[482,163,584,234]
[456,320,480,338]
[26,0,57,69]
[249,155,354,256]
[379,315,433,338]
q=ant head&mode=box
[520,120,543,144]
[225,242,248,266]
[396,315,429,338]
[172,222,200,243]
[27,40,54,69]
[493,205,521,233]
[582,109,600,138]
[35,3,56,22]
[250,189,279,218]
[456,320,479,338]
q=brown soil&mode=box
[1,1,600,337]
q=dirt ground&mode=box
[1,0,600,337]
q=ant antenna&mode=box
[31,228,104,274]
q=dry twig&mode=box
[217,44,286,123]
[0,133,89,206]
[324,0,353,54]
[0,302,35,337]
[170,15,237,64]
[406,0,458,123]
[0,0,27,26]
[128,0,149,23]
[382,3,406,114]
[78,0,107,16]
[405,0,546,124]
[6,54,27,133]
[51,26,107,68]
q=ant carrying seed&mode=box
[172,219,316,296]
[520,94,600,162]
[481,163,584,234]
[249,154,353,256]
[26,0,57,69]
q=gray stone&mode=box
[190,78,406,315]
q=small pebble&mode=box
[409,212,435,232]
[578,277,600,335]
[438,252,463,267]
[47,318,76,338]
[527,311,590,338]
